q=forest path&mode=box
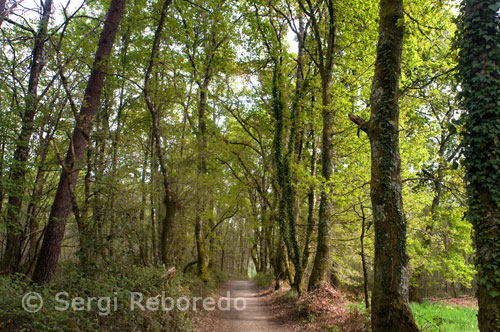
[199,280,285,332]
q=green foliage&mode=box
[458,4,500,328]
[411,301,478,332]
[0,264,198,332]
[252,272,274,289]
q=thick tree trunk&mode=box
[2,0,53,275]
[32,0,125,285]
[459,1,500,330]
[349,0,419,330]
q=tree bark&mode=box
[144,0,176,267]
[301,0,338,290]
[302,128,317,270]
[349,0,419,330]
[359,200,370,309]
[195,81,210,282]
[459,0,500,330]
[32,0,125,285]
[2,0,53,275]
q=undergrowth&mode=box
[252,272,274,289]
[411,301,478,332]
[0,262,227,332]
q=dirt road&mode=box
[210,280,284,332]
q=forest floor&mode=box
[194,280,290,332]
[194,280,477,332]
[194,280,370,332]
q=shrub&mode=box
[252,272,274,289]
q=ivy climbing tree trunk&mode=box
[349,0,420,330]
[299,0,338,291]
[283,13,306,292]
[32,0,125,285]
[1,0,53,275]
[458,0,500,330]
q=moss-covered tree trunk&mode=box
[282,13,306,292]
[144,0,176,268]
[458,0,500,330]
[302,127,317,271]
[299,0,338,290]
[349,0,419,330]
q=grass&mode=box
[411,301,478,332]
[346,300,478,332]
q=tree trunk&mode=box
[349,0,419,330]
[308,77,335,289]
[31,0,125,285]
[195,82,210,282]
[302,127,317,270]
[359,201,370,309]
[0,0,7,27]
[2,0,53,275]
[150,134,158,263]
[144,0,175,268]
[282,14,306,292]
[459,0,500,330]
[305,0,338,290]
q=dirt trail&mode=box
[210,280,284,332]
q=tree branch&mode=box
[348,113,368,136]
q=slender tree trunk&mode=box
[282,14,306,292]
[32,0,125,285]
[302,127,317,270]
[259,205,267,272]
[144,0,175,268]
[2,0,53,275]
[359,201,370,309]
[459,1,500,330]
[139,142,148,264]
[150,133,158,263]
[349,0,419,330]
[25,134,52,274]
[309,76,335,289]
[195,82,210,281]
[0,142,5,220]
[305,0,338,290]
